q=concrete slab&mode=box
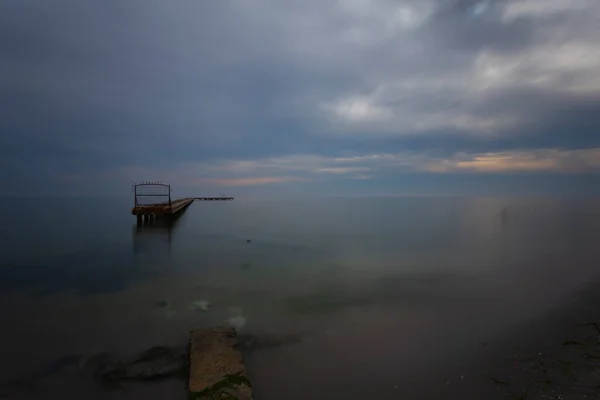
[188,327,253,400]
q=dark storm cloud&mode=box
[1,0,600,194]
[0,0,356,160]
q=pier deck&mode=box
[131,182,233,223]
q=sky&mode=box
[2,0,600,196]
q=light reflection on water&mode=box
[1,197,600,399]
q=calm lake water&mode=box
[1,196,600,399]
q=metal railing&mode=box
[132,182,172,207]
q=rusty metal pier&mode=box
[131,182,233,224]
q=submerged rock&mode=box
[226,306,247,329]
[189,300,210,312]
[97,346,188,381]
[227,316,247,329]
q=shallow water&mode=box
[1,196,600,399]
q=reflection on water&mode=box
[132,215,181,256]
[1,197,600,399]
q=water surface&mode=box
[1,196,600,399]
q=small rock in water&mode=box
[189,300,210,312]
[227,316,247,329]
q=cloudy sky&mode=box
[2,0,600,196]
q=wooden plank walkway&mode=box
[132,196,234,221]
[131,197,196,217]
[188,327,253,399]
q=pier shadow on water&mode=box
[132,215,182,257]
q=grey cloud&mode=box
[1,0,600,194]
